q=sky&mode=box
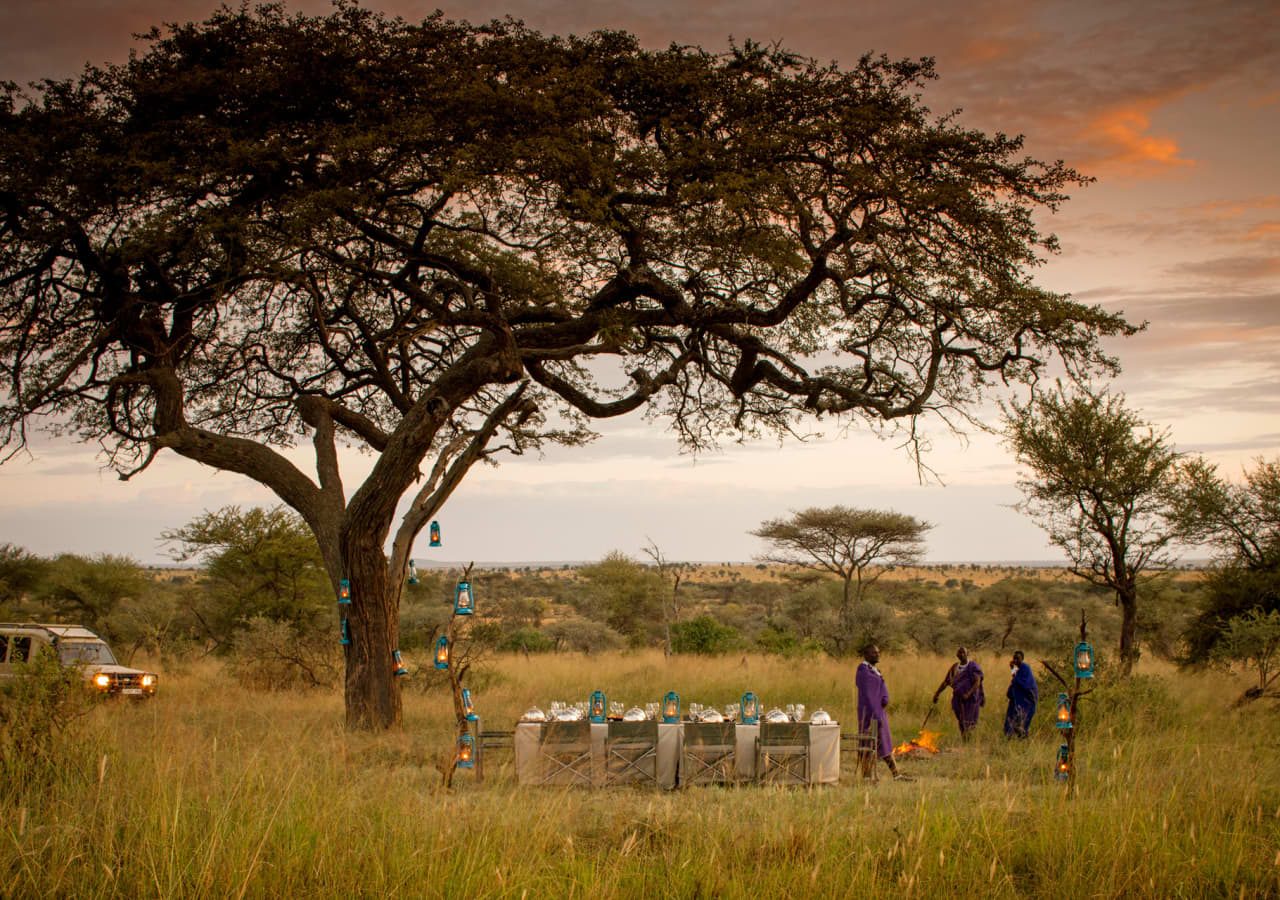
[0,0,1277,566]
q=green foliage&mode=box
[36,553,151,641]
[1212,607,1280,696]
[576,552,664,646]
[226,617,341,691]
[0,650,97,798]
[670,615,740,655]
[163,506,331,649]
[496,627,557,654]
[753,623,822,658]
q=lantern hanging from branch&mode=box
[1055,693,1072,729]
[392,649,409,677]
[662,691,680,723]
[456,733,475,769]
[408,560,419,586]
[339,618,351,646]
[429,521,442,547]
[1055,743,1071,781]
[337,578,351,605]
[740,691,760,724]
[434,635,450,670]
[462,688,477,721]
[589,690,607,723]
[1074,641,1095,678]
[454,580,474,615]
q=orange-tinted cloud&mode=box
[1079,98,1195,173]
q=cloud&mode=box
[1077,99,1195,172]
[1167,256,1280,282]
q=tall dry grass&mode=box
[2,651,1277,898]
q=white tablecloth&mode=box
[515,722,840,786]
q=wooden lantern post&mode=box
[1040,610,1095,794]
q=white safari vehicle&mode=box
[0,623,158,698]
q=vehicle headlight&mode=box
[93,673,111,689]
[142,674,155,688]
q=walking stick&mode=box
[920,703,937,732]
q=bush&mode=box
[0,650,97,798]
[755,623,822,658]
[227,618,341,691]
[671,616,740,655]
[497,626,556,654]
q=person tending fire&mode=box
[932,646,985,739]
[856,644,908,780]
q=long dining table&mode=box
[513,720,840,787]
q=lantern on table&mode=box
[662,691,680,723]
[1055,743,1071,781]
[462,687,478,721]
[589,690,607,723]
[1055,692,1072,729]
[456,733,476,769]
[1074,641,1094,678]
[407,560,419,586]
[338,578,351,605]
[740,691,760,724]
[454,580,474,615]
[339,618,351,646]
[434,635,450,670]
[429,520,442,547]
[392,649,409,677]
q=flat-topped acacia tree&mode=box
[0,6,1134,728]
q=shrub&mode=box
[671,616,740,655]
[227,618,341,691]
[497,627,556,654]
[0,650,97,798]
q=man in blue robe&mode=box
[932,646,984,739]
[1004,650,1038,738]
[855,644,906,779]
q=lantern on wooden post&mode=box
[740,691,760,724]
[456,733,476,769]
[1055,743,1071,781]
[429,521,442,547]
[392,649,409,677]
[1055,692,1072,728]
[337,578,351,604]
[589,690,607,723]
[434,635,450,670]
[454,580,474,615]
[462,687,478,721]
[1073,641,1094,678]
[662,691,680,723]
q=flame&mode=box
[893,729,941,756]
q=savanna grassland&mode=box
[3,650,1277,899]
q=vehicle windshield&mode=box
[57,641,117,666]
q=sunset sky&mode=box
[1,0,1276,565]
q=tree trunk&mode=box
[341,539,403,730]
[1118,582,1139,677]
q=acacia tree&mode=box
[751,506,930,652]
[1005,385,1180,675]
[0,7,1133,728]
[1170,456,1280,663]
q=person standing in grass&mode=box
[932,646,985,739]
[856,644,906,779]
[1003,650,1038,739]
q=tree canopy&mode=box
[0,5,1132,727]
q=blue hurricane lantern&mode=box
[1055,743,1071,781]
[434,635,450,670]
[456,733,476,769]
[662,690,680,723]
[1074,641,1095,679]
[740,691,760,725]
[338,578,351,605]
[462,687,478,721]
[407,560,419,586]
[392,649,409,677]
[454,580,474,616]
[1055,692,1073,729]
[429,521,442,547]
[589,690,607,723]
[339,618,351,646]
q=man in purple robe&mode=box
[932,646,984,739]
[1004,650,1038,738]
[856,644,904,779]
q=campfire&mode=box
[893,729,941,757]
